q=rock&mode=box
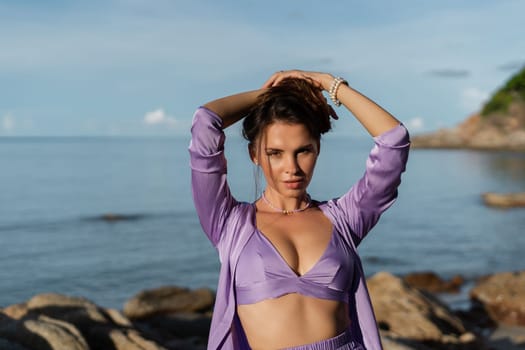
[27,293,97,309]
[106,328,168,350]
[127,329,168,350]
[4,293,169,350]
[106,308,133,327]
[139,312,212,339]
[2,303,28,320]
[0,312,89,350]
[403,272,464,293]
[165,337,207,350]
[488,325,525,349]
[367,272,481,348]
[380,332,428,350]
[470,271,525,326]
[124,286,215,320]
[0,312,47,350]
[26,293,109,324]
[24,315,89,350]
[0,338,31,350]
[482,192,525,208]
[454,301,497,333]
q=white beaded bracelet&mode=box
[328,77,347,107]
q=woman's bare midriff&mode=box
[237,293,350,350]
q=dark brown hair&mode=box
[242,78,333,147]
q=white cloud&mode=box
[407,117,424,131]
[2,113,15,133]
[461,87,489,112]
[143,108,177,127]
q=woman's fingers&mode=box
[262,70,325,89]
[262,70,293,88]
[261,72,280,88]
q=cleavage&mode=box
[256,227,334,277]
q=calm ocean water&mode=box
[1,133,524,310]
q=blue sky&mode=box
[1,0,524,137]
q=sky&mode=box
[1,0,524,137]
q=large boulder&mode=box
[106,328,167,350]
[0,338,31,350]
[381,331,428,350]
[0,312,89,350]
[368,272,482,349]
[23,315,89,350]
[124,286,215,320]
[403,272,464,293]
[470,271,525,326]
[2,303,29,320]
[488,325,525,350]
[140,312,212,339]
[26,293,110,327]
[2,293,168,350]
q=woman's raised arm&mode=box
[263,70,400,136]
[190,88,266,246]
[203,89,265,129]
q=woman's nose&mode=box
[284,155,300,174]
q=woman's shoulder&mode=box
[226,201,257,226]
[218,201,257,249]
[313,198,339,221]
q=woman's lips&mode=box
[284,179,304,189]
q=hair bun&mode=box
[242,78,332,144]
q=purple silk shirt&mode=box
[189,107,410,350]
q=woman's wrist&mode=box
[318,73,336,92]
[328,77,348,107]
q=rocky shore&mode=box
[411,65,525,153]
[411,101,525,152]
[1,270,524,350]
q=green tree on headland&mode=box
[481,65,525,116]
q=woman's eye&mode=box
[266,151,280,157]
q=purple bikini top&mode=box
[235,227,356,305]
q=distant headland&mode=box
[412,66,525,152]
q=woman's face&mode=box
[252,121,319,199]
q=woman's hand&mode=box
[262,70,334,92]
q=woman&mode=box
[189,70,410,350]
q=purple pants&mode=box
[283,330,365,350]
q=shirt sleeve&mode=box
[329,124,410,246]
[188,106,238,247]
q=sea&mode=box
[1,133,524,310]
